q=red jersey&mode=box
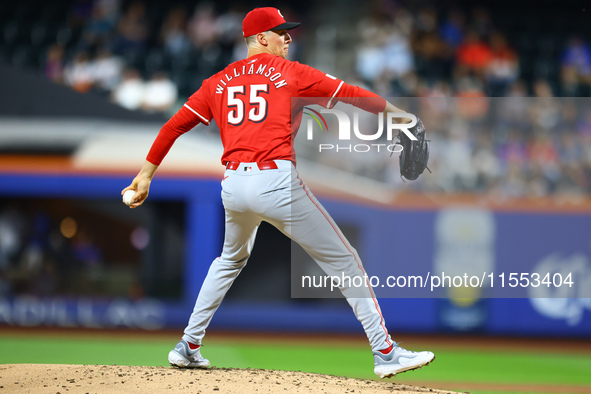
[147,53,386,166]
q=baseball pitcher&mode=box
[122,7,434,378]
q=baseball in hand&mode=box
[123,190,136,206]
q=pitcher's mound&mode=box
[0,364,460,393]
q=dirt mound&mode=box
[0,364,459,393]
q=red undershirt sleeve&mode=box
[334,83,387,114]
[146,105,202,165]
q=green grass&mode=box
[1,334,590,393]
[0,336,171,366]
[209,343,591,386]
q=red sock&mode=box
[378,344,393,354]
[187,342,200,350]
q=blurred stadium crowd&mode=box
[1,0,591,197]
[354,3,591,98]
[342,1,591,196]
[1,0,249,112]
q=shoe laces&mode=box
[395,342,419,354]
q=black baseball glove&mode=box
[396,116,431,181]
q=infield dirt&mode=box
[0,364,460,393]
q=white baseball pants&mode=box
[182,160,392,352]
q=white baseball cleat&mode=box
[373,344,435,378]
[168,339,210,368]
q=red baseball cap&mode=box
[242,7,300,37]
